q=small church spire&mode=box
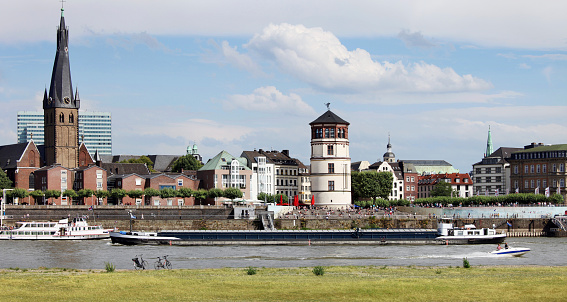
[485,126,493,157]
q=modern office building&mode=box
[17,111,112,155]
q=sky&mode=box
[1,0,567,173]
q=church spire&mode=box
[485,126,493,157]
[44,6,79,110]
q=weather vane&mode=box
[324,102,330,110]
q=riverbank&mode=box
[1,266,566,301]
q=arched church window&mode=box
[59,113,64,123]
[69,113,74,123]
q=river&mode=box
[1,237,565,270]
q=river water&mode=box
[1,237,565,270]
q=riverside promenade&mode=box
[1,204,565,236]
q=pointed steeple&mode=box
[44,6,78,110]
[485,126,493,157]
[383,133,396,163]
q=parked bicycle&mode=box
[154,255,172,270]
[132,254,148,270]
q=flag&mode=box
[545,187,550,198]
[129,212,136,219]
[88,206,93,211]
[535,186,539,195]
[506,221,512,227]
[515,188,519,194]
[311,195,315,206]
[495,189,499,196]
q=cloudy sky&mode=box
[1,1,566,173]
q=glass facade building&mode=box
[17,111,112,155]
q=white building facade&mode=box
[310,110,351,207]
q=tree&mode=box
[223,187,243,200]
[275,194,289,205]
[430,181,454,197]
[63,189,78,204]
[193,189,208,204]
[257,192,275,203]
[119,155,156,172]
[29,190,45,204]
[351,171,393,202]
[10,188,29,204]
[94,190,110,204]
[127,190,144,199]
[177,187,194,198]
[44,190,61,204]
[110,188,127,204]
[171,154,203,172]
[159,188,177,199]
[78,189,95,199]
[207,188,224,199]
[0,169,12,189]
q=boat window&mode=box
[31,224,37,228]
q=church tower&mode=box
[382,134,396,163]
[309,107,351,208]
[43,7,80,168]
[485,126,493,157]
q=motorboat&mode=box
[436,218,506,244]
[490,246,530,257]
[0,217,110,240]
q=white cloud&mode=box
[542,66,554,83]
[245,23,492,94]
[220,41,264,76]
[222,86,316,116]
[397,29,438,49]
[105,32,172,53]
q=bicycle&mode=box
[154,255,172,270]
[132,254,148,270]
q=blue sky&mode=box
[1,1,567,173]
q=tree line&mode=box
[3,187,244,205]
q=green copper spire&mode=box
[485,126,493,157]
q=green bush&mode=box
[463,258,471,269]
[312,266,325,276]
[245,266,257,275]
[105,262,116,273]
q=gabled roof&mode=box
[199,150,250,171]
[100,163,150,176]
[35,164,71,172]
[146,155,180,172]
[0,141,41,169]
[310,110,349,125]
[513,144,567,153]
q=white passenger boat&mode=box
[436,218,506,244]
[490,246,530,257]
[0,217,110,240]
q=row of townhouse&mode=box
[472,142,567,200]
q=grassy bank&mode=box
[1,266,566,301]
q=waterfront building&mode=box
[33,164,74,205]
[417,173,473,198]
[197,150,252,205]
[18,111,112,156]
[260,150,301,202]
[309,109,351,207]
[508,143,567,200]
[297,160,312,205]
[72,164,107,205]
[367,161,404,200]
[0,141,42,195]
[472,147,521,196]
[241,150,276,201]
[400,160,459,175]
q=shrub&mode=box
[105,262,116,273]
[463,258,471,268]
[245,266,257,275]
[312,266,325,276]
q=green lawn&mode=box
[1,266,566,301]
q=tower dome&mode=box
[383,134,396,163]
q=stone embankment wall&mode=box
[1,206,556,236]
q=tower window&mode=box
[69,113,74,123]
[59,113,64,123]
[328,181,335,191]
[328,163,334,173]
[327,145,334,155]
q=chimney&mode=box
[282,150,289,157]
